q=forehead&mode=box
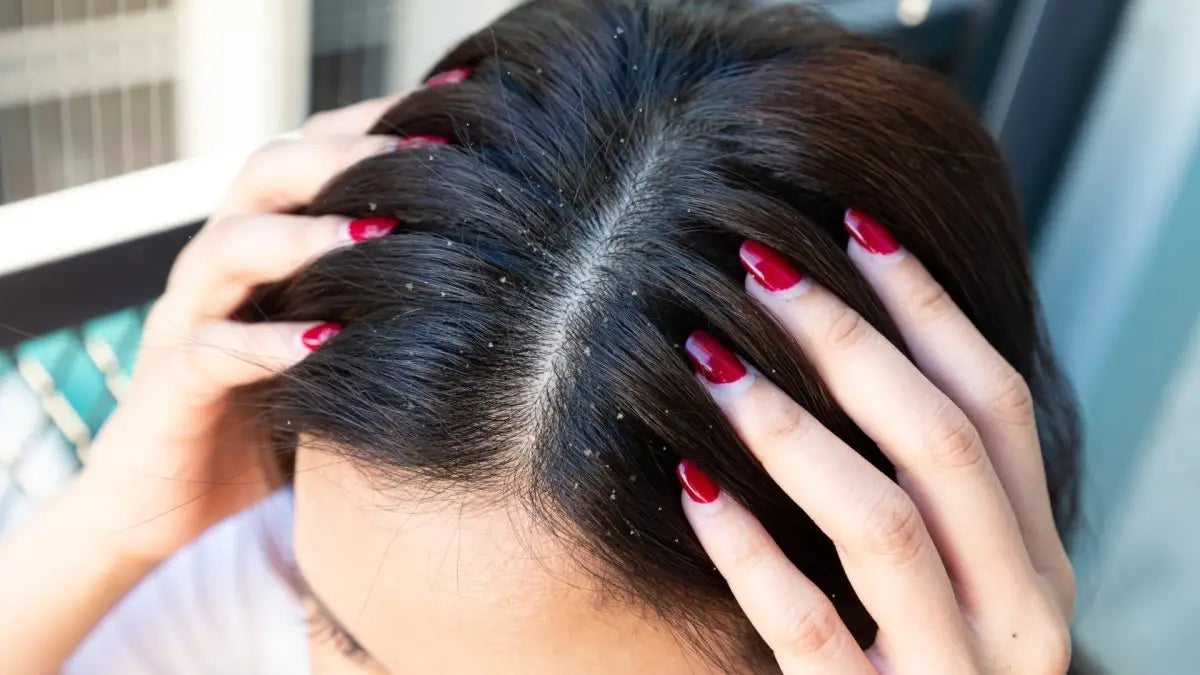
[292,443,712,673]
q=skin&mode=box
[0,91,1074,674]
[294,444,716,673]
[681,239,1075,673]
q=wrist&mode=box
[68,468,173,571]
[0,466,162,672]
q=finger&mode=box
[165,213,396,321]
[162,321,340,403]
[216,135,406,218]
[676,462,874,674]
[684,333,973,673]
[738,239,1036,616]
[300,92,409,137]
[843,209,1070,592]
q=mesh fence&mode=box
[0,306,145,534]
[0,0,398,531]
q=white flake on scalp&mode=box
[522,135,671,430]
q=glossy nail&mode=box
[393,135,449,150]
[677,459,720,504]
[346,217,398,242]
[844,208,900,255]
[740,240,805,292]
[300,323,341,351]
[424,67,473,87]
[684,331,747,385]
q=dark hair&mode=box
[248,0,1080,670]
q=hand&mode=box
[677,212,1074,674]
[81,94,413,564]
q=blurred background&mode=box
[0,0,1195,672]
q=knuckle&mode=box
[169,333,212,390]
[725,531,779,580]
[142,298,183,339]
[301,110,334,135]
[824,306,872,351]
[773,598,842,658]
[859,489,926,565]
[164,233,208,291]
[987,366,1036,426]
[349,135,394,164]
[241,140,289,179]
[908,281,955,323]
[1042,625,1073,674]
[181,216,251,277]
[1051,560,1078,618]
[168,323,250,398]
[1023,605,1073,674]
[199,215,243,253]
[925,399,986,470]
[757,402,815,450]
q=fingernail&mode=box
[424,67,473,87]
[844,208,900,255]
[393,134,449,150]
[300,323,341,351]
[684,331,747,384]
[677,459,721,504]
[739,240,806,292]
[345,217,398,242]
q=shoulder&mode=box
[66,490,308,675]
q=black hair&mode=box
[248,0,1079,670]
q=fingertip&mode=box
[844,208,906,264]
[361,134,405,159]
[677,459,721,503]
[341,216,399,243]
[299,322,342,352]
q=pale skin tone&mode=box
[0,93,1073,673]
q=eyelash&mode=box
[303,597,369,662]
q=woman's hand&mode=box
[0,94,423,673]
[677,210,1074,674]
[81,94,420,564]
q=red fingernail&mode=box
[424,67,473,87]
[844,208,900,255]
[677,459,720,504]
[393,134,448,150]
[300,323,341,351]
[739,240,805,292]
[346,217,398,242]
[684,331,747,384]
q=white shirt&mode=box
[65,490,309,674]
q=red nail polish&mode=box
[844,208,900,255]
[677,459,720,504]
[347,217,398,242]
[424,67,473,87]
[739,240,805,292]
[300,323,341,351]
[393,135,449,150]
[684,331,747,384]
